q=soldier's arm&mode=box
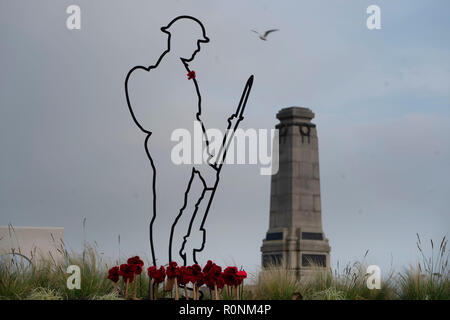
[194,112,219,169]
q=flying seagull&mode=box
[251,29,279,41]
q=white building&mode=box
[0,225,64,265]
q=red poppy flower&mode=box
[107,266,120,283]
[135,265,143,275]
[127,256,144,267]
[147,265,166,284]
[187,70,196,80]
[166,261,180,278]
[119,263,136,282]
[128,264,137,274]
[187,266,194,282]
[203,274,213,289]
[177,266,191,286]
[211,264,222,278]
[203,260,214,274]
[236,270,247,286]
[203,261,222,289]
[190,264,203,285]
[196,276,205,287]
[223,266,244,286]
[127,256,144,275]
[216,273,225,289]
[204,271,219,289]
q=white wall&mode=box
[0,226,64,264]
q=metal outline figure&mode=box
[124,15,254,266]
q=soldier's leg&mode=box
[168,167,206,264]
[147,137,197,266]
[168,168,211,265]
[144,135,158,266]
[176,165,219,265]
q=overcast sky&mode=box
[1,0,449,277]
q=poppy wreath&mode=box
[107,258,246,300]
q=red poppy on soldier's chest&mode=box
[187,70,196,80]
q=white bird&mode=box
[251,29,279,41]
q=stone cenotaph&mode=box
[261,107,331,278]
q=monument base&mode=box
[260,227,331,280]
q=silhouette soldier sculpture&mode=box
[125,16,253,266]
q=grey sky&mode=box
[1,0,449,276]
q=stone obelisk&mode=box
[261,107,331,279]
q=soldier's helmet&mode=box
[161,16,209,43]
